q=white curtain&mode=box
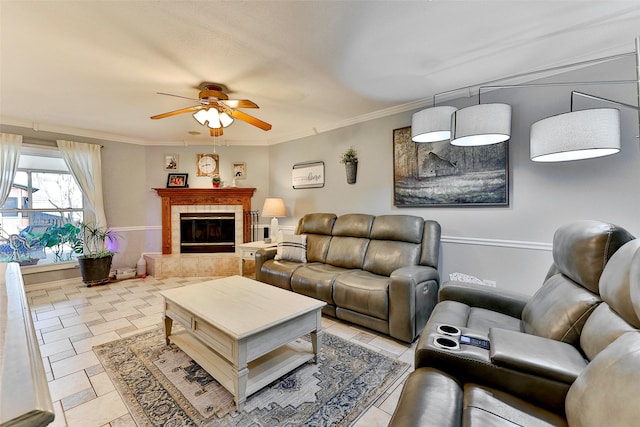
[0,133,23,207]
[57,140,107,228]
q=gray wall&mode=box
[266,56,640,295]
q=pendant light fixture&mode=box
[411,106,458,142]
[450,103,512,146]
[530,105,621,162]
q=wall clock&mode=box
[196,153,219,176]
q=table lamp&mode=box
[261,198,286,241]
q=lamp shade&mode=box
[411,106,457,142]
[261,198,286,217]
[530,108,620,162]
[450,103,512,146]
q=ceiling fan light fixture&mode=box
[219,111,234,127]
[206,108,221,128]
[193,109,209,126]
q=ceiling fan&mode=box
[150,83,272,136]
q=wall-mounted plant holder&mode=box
[340,146,358,185]
[345,162,357,184]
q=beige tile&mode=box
[72,331,120,354]
[88,318,132,336]
[37,306,77,321]
[61,311,104,328]
[48,371,91,402]
[34,316,63,331]
[378,379,405,415]
[137,303,164,316]
[89,371,115,396]
[64,390,128,427]
[109,413,137,427]
[352,405,392,427]
[39,338,74,358]
[101,306,141,322]
[129,312,162,329]
[61,388,96,411]
[42,324,90,345]
[51,350,99,379]
[48,400,67,427]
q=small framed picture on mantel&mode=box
[166,173,189,188]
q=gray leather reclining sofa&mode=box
[255,213,441,343]
[389,220,640,426]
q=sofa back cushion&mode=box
[369,215,423,243]
[297,213,336,235]
[323,214,374,269]
[521,274,600,345]
[579,239,640,360]
[363,240,421,276]
[565,332,640,427]
[551,220,634,294]
[420,220,441,268]
[332,214,374,237]
[521,221,635,346]
[297,213,336,263]
[325,237,369,269]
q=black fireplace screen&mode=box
[180,213,235,253]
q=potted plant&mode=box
[40,223,83,262]
[211,175,221,188]
[77,223,118,286]
[340,146,358,184]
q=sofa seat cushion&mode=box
[290,263,351,305]
[428,300,522,335]
[389,368,567,427]
[333,270,390,321]
[464,383,568,426]
[521,274,600,346]
[259,259,306,291]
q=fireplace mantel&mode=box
[154,187,256,254]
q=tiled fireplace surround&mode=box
[145,188,256,278]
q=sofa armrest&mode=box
[388,367,462,427]
[255,248,277,282]
[489,327,587,384]
[389,265,440,342]
[439,281,529,319]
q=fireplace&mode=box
[179,212,235,253]
[154,187,256,254]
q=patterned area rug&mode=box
[94,328,408,426]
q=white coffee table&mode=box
[159,275,326,410]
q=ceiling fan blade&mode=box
[150,105,203,120]
[222,99,259,109]
[210,127,223,137]
[230,109,272,131]
[157,92,200,102]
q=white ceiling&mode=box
[1,1,639,146]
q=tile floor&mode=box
[28,275,415,427]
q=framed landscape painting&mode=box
[393,126,509,207]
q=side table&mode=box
[237,240,277,276]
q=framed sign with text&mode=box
[292,161,324,189]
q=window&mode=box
[0,146,84,265]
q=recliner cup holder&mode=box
[437,324,461,337]
[433,335,460,350]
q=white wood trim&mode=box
[442,235,552,252]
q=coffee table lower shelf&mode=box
[169,330,315,407]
